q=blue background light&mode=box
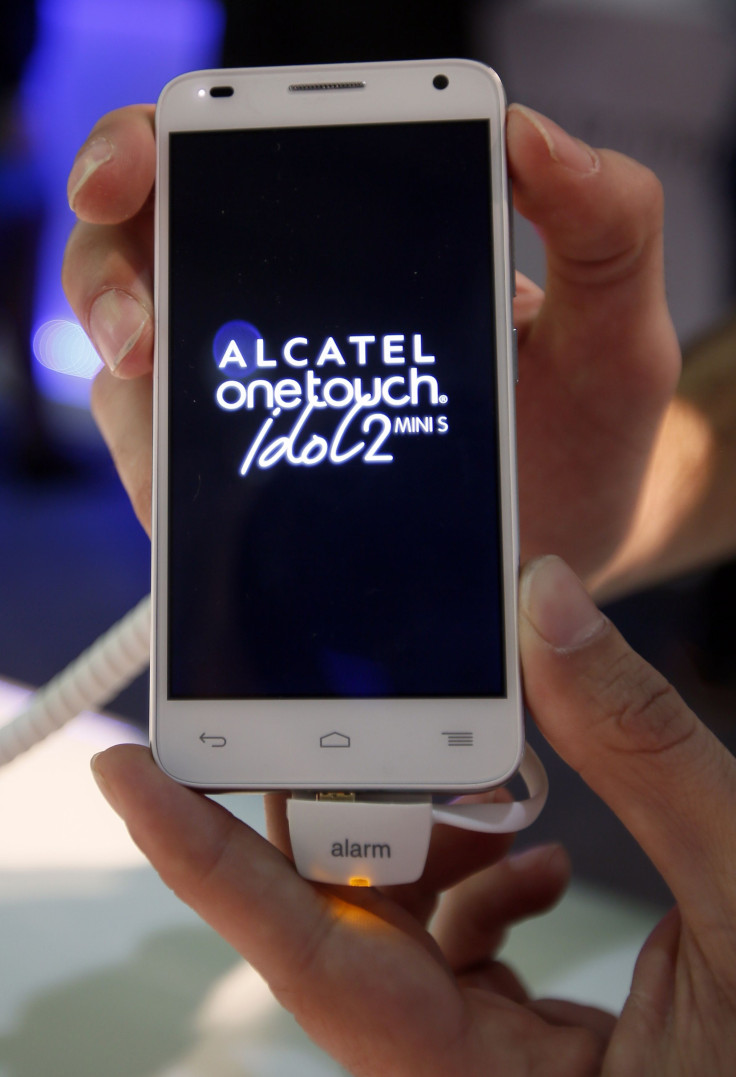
[33,318,102,379]
[213,320,262,377]
[21,0,225,407]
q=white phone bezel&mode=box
[151,59,520,793]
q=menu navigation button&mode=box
[442,731,474,747]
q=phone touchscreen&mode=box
[165,119,505,703]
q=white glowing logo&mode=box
[212,332,449,474]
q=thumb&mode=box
[519,555,736,939]
[507,103,676,388]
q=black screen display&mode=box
[167,120,505,699]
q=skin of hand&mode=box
[91,554,736,1075]
[62,102,682,587]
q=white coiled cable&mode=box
[0,595,151,767]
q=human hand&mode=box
[506,105,681,586]
[63,103,681,584]
[92,554,736,1075]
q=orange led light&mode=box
[349,876,371,887]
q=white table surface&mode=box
[0,678,663,1076]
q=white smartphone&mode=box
[151,59,521,795]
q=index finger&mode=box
[91,745,474,1074]
[68,105,156,224]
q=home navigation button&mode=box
[320,731,351,748]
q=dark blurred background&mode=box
[1,0,736,907]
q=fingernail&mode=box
[88,289,151,372]
[521,555,607,652]
[68,137,114,211]
[508,843,569,876]
[90,752,120,814]
[509,104,599,174]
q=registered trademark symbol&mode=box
[439,395,448,405]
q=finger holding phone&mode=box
[91,554,736,1075]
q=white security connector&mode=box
[288,794,434,886]
[287,746,548,886]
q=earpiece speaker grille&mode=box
[288,81,366,93]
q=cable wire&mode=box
[0,595,151,767]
